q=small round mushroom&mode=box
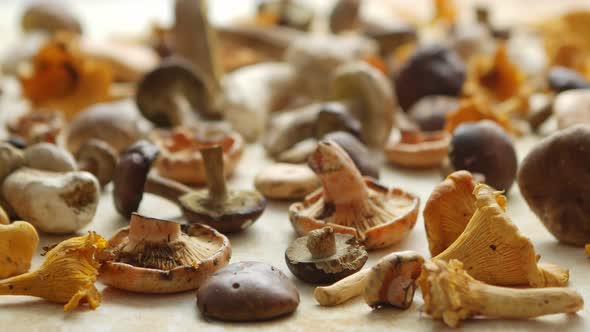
[178,146,266,233]
[407,95,459,132]
[285,226,368,284]
[75,139,118,187]
[197,261,300,321]
[394,44,466,111]
[553,89,590,130]
[21,0,82,35]
[449,121,517,192]
[547,67,590,93]
[100,213,231,293]
[254,163,320,200]
[135,57,213,127]
[23,143,77,172]
[518,125,590,246]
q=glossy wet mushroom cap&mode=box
[285,226,368,284]
[135,57,211,127]
[112,140,160,219]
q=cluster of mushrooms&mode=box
[1,0,590,328]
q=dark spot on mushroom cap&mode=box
[394,44,466,111]
[547,67,590,93]
[408,95,459,132]
[449,121,517,192]
[490,244,497,251]
[112,140,160,219]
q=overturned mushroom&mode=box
[314,251,424,307]
[285,226,368,284]
[100,213,231,293]
[385,128,450,169]
[419,259,584,328]
[289,140,419,249]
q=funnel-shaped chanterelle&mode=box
[100,213,231,293]
[419,259,583,328]
[289,140,419,250]
[427,178,569,287]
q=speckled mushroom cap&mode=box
[100,213,231,293]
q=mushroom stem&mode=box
[314,268,370,306]
[200,146,228,200]
[419,259,584,328]
[144,172,192,203]
[128,213,181,244]
[307,227,336,259]
[333,98,363,120]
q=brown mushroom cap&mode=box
[518,124,590,246]
[100,213,231,293]
[136,57,212,127]
[197,261,299,321]
[385,129,450,169]
[285,226,368,284]
[324,131,379,178]
[254,163,320,200]
[75,139,118,187]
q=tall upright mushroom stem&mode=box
[200,146,228,201]
[128,213,181,244]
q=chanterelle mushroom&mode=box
[100,213,231,293]
[419,259,584,328]
[285,226,368,284]
[289,140,419,250]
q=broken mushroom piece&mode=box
[285,226,368,284]
[136,57,213,127]
[100,213,231,293]
[197,261,299,321]
[385,128,450,169]
[75,139,118,187]
[254,163,320,200]
[419,259,584,328]
[149,125,244,185]
[314,251,424,307]
[178,146,265,233]
[289,140,419,250]
[430,182,569,287]
[518,125,590,246]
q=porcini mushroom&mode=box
[518,124,590,246]
[254,163,320,200]
[314,251,424,307]
[75,139,118,187]
[428,181,569,287]
[136,57,213,127]
[100,213,231,293]
[285,226,368,284]
[419,259,584,328]
[289,140,419,249]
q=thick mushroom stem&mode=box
[419,259,584,328]
[200,146,228,200]
[128,213,181,245]
[314,268,370,306]
[307,227,336,259]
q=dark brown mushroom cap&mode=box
[324,131,379,178]
[518,124,590,246]
[75,139,118,187]
[285,232,368,284]
[136,57,211,127]
[178,189,266,233]
[113,140,160,219]
[449,120,517,192]
[313,102,362,139]
[197,261,300,321]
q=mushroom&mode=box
[100,213,231,293]
[407,95,459,132]
[518,124,590,246]
[324,131,379,179]
[2,168,100,234]
[448,120,517,192]
[66,100,147,154]
[0,221,39,278]
[289,140,419,250]
[255,0,314,31]
[23,142,77,172]
[394,44,466,111]
[148,124,244,185]
[329,0,361,34]
[419,259,584,328]
[113,141,264,233]
[136,57,213,127]
[7,110,64,146]
[0,143,25,181]
[553,89,590,130]
[314,251,424,307]
[75,139,118,187]
[426,179,569,287]
[547,66,590,93]
[254,163,320,200]
[21,0,82,35]
[385,128,450,169]
[285,226,368,284]
[197,261,300,321]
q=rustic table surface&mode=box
[1,1,590,331]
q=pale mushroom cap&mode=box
[0,143,24,181]
[254,163,320,200]
[24,143,77,173]
[554,89,590,130]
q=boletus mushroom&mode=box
[100,213,230,293]
[285,226,368,284]
[289,140,419,250]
